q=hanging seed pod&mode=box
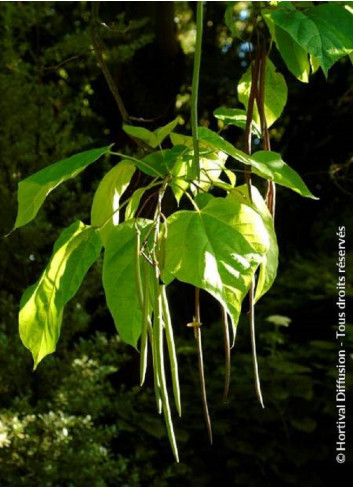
[140,260,150,386]
[148,322,162,414]
[161,286,181,417]
[192,287,213,445]
[134,223,149,386]
[249,277,264,408]
[153,276,179,462]
[221,306,231,402]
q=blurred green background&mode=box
[0,1,352,486]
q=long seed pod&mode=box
[148,178,179,461]
[148,322,162,414]
[140,260,150,386]
[194,287,213,444]
[135,223,162,409]
[243,47,265,408]
[249,277,264,408]
[153,276,179,462]
[158,214,168,274]
[221,306,231,402]
[134,223,144,308]
[161,285,182,417]
[135,224,149,387]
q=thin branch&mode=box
[90,2,129,123]
[40,50,96,73]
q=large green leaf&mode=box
[249,151,317,199]
[19,221,102,368]
[126,145,187,178]
[103,219,154,347]
[169,132,228,203]
[269,3,353,75]
[153,118,180,147]
[229,185,278,302]
[123,118,179,149]
[262,8,310,83]
[213,107,262,137]
[91,160,135,245]
[198,128,317,199]
[198,127,252,166]
[263,10,310,82]
[14,146,109,230]
[174,150,227,197]
[125,187,147,221]
[238,59,288,127]
[162,196,270,332]
[275,25,310,82]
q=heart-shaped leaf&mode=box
[162,196,270,332]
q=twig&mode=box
[40,50,96,73]
[91,2,130,123]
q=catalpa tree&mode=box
[9,1,353,461]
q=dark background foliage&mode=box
[0,1,352,486]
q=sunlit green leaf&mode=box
[171,158,190,205]
[262,9,310,83]
[170,132,191,147]
[194,193,213,210]
[126,145,187,178]
[229,185,279,301]
[269,3,353,75]
[213,107,262,137]
[14,146,109,230]
[169,131,229,202]
[275,25,310,82]
[249,151,318,199]
[224,168,236,187]
[103,219,154,347]
[125,186,147,220]
[198,128,317,199]
[162,196,269,333]
[198,127,253,166]
[123,125,155,146]
[194,152,227,194]
[153,118,180,146]
[238,59,287,127]
[310,54,321,74]
[19,221,102,368]
[91,161,135,245]
[123,118,179,148]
